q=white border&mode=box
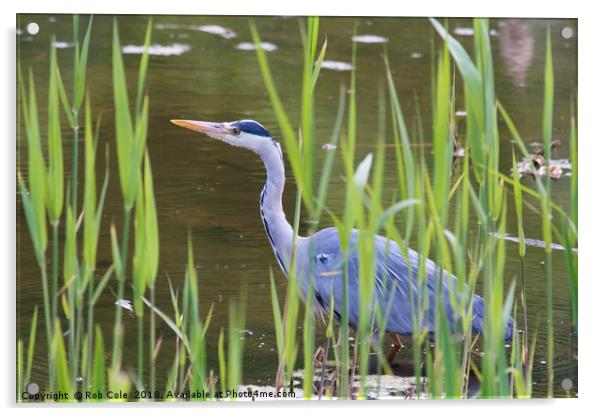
[2,1,600,415]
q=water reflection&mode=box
[499,19,534,88]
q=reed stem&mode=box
[149,286,156,393]
[137,315,144,390]
[39,263,53,389]
[111,207,131,370]
[71,14,79,212]
[51,222,59,332]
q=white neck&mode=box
[256,140,295,276]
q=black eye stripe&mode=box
[231,120,271,137]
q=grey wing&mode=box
[303,227,477,336]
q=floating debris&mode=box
[193,24,237,39]
[122,43,191,56]
[155,23,237,39]
[236,42,278,52]
[322,143,337,151]
[320,60,353,71]
[53,41,73,49]
[352,34,388,44]
[490,232,575,252]
[155,23,180,30]
[453,27,474,36]
[115,299,133,312]
[410,52,423,59]
[454,28,498,37]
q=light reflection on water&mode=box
[16,15,577,397]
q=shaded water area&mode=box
[17,15,577,397]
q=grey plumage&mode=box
[171,118,514,341]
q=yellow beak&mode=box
[170,119,229,137]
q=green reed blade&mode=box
[384,53,416,237]
[227,300,246,396]
[112,20,137,209]
[55,68,76,128]
[542,28,555,397]
[430,18,486,182]
[314,84,346,221]
[22,69,47,261]
[52,320,74,400]
[17,340,23,401]
[302,270,315,399]
[218,328,226,394]
[133,183,148,317]
[90,266,115,306]
[92,325,106,398]
[141,295,191,355]
[135,19,152,117]
[63,206,77,296]
[47,41,64,223]
[109,224,123,285]
[143,151,159,288]
[24,306,38,386]
[75,16,93,109]
[432,42,452,227]
[311,37,327,91]
[94,145,110,248]
[83,94,97,287]
[511,151,526,257]
[269,269,284,359]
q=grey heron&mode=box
[171,118,514,350]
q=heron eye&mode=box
[232,127,241,136]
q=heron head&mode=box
[171,119,273,152]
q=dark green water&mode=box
[17,15,577,397]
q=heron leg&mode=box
[387,333,403,364]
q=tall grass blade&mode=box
[52,320,74,401]
[91,325,106,400]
